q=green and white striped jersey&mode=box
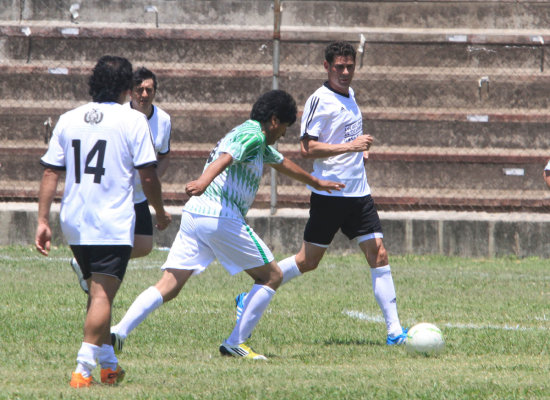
[184,119,283,220]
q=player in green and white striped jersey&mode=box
[111,90,344,360]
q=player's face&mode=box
[131,78,156,114]
[265,117,289,145]
[324,55,355,95]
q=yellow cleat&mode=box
[219,342,267,360]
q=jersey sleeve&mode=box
[40,116,66,169]
[300,95,329,141]
[129,113,158,169]
[546,160,550,170]
[158,119,171,155]
[263,145,284,164]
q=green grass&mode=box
[0,246,549,399]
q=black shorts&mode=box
[134,200,153,236]
[303,193,383,246]
[70,245,132,281]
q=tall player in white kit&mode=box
[35,56,171,388]
[236,41,408,346]
[70,66,172,293]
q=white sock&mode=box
[75,342,100,377]
[112,286,163,339]
[370,265,403,336]
[226,284,275,345]
[98,344,118,371]
[279,255,302,285]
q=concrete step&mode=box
[1,24,548,70]
[1,65,548,109]
[2,178,549,212]
[4,145,547,191]
[6,1,550,30]
[2,103,550,149]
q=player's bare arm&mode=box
[271,158,345,193]
[35,168,61,256]
[139,166,171,230]
[156,153,170,177]
[185,152,233,197]
[300,134,373,159]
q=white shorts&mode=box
[161,211,274,276]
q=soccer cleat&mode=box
[70,258,89,294]
[69,372,95,388]
[386,328,408,345]
[111,332,125,354]
[101,365,125,385]
[219,342,267,360]
[235,292,247,322]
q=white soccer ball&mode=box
[405,323,445,356]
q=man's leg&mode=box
[278,241,327,285]
[221,261,282,359]
[111,268,193,344]
[72,273,120,387]
[359,237,406,343]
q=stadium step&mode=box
[6,1,550,30]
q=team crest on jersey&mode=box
[84,109,104,125]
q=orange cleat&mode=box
[70,372,95,388]
[100,365,125,385]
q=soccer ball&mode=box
[405,323,444,356]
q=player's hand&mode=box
[185,180,207,197]
[155,210,172,231]
[35,222,52,256]
[314,179,345,194]
[350,134,374,152]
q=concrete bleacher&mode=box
[2,0,550,256]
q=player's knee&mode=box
[374,245,388,267]
[298,258,320,273]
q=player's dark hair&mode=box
[133,66,158,90]
[325,41,356,64]
[250,90,297,126]
[88,55,133,102]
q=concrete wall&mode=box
[6,203,550,258]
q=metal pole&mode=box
[270,0,281,215]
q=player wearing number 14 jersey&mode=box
[35,55,171,388]
[42,101,157,245]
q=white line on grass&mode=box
[344,310,549,331]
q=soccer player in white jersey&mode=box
[243,41,408,345]
[35,56,171,388]
[70,67,172,293]
[109,90,344,360]
[544,160,550,188]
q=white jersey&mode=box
[40,102,157,245]
[124,102,171,203]
[545,160,550,170]
[301,83,370,197]
[185,119,284,221]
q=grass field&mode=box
[0,245,549,399]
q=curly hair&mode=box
[250,90,297,126]
[325,41,356,64]
[88,55,133,102]
[133,66,158,90]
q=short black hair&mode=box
[133,66,158,90]
[325,41,356,64]
[250,90,297,126]
[88,55,133,102]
